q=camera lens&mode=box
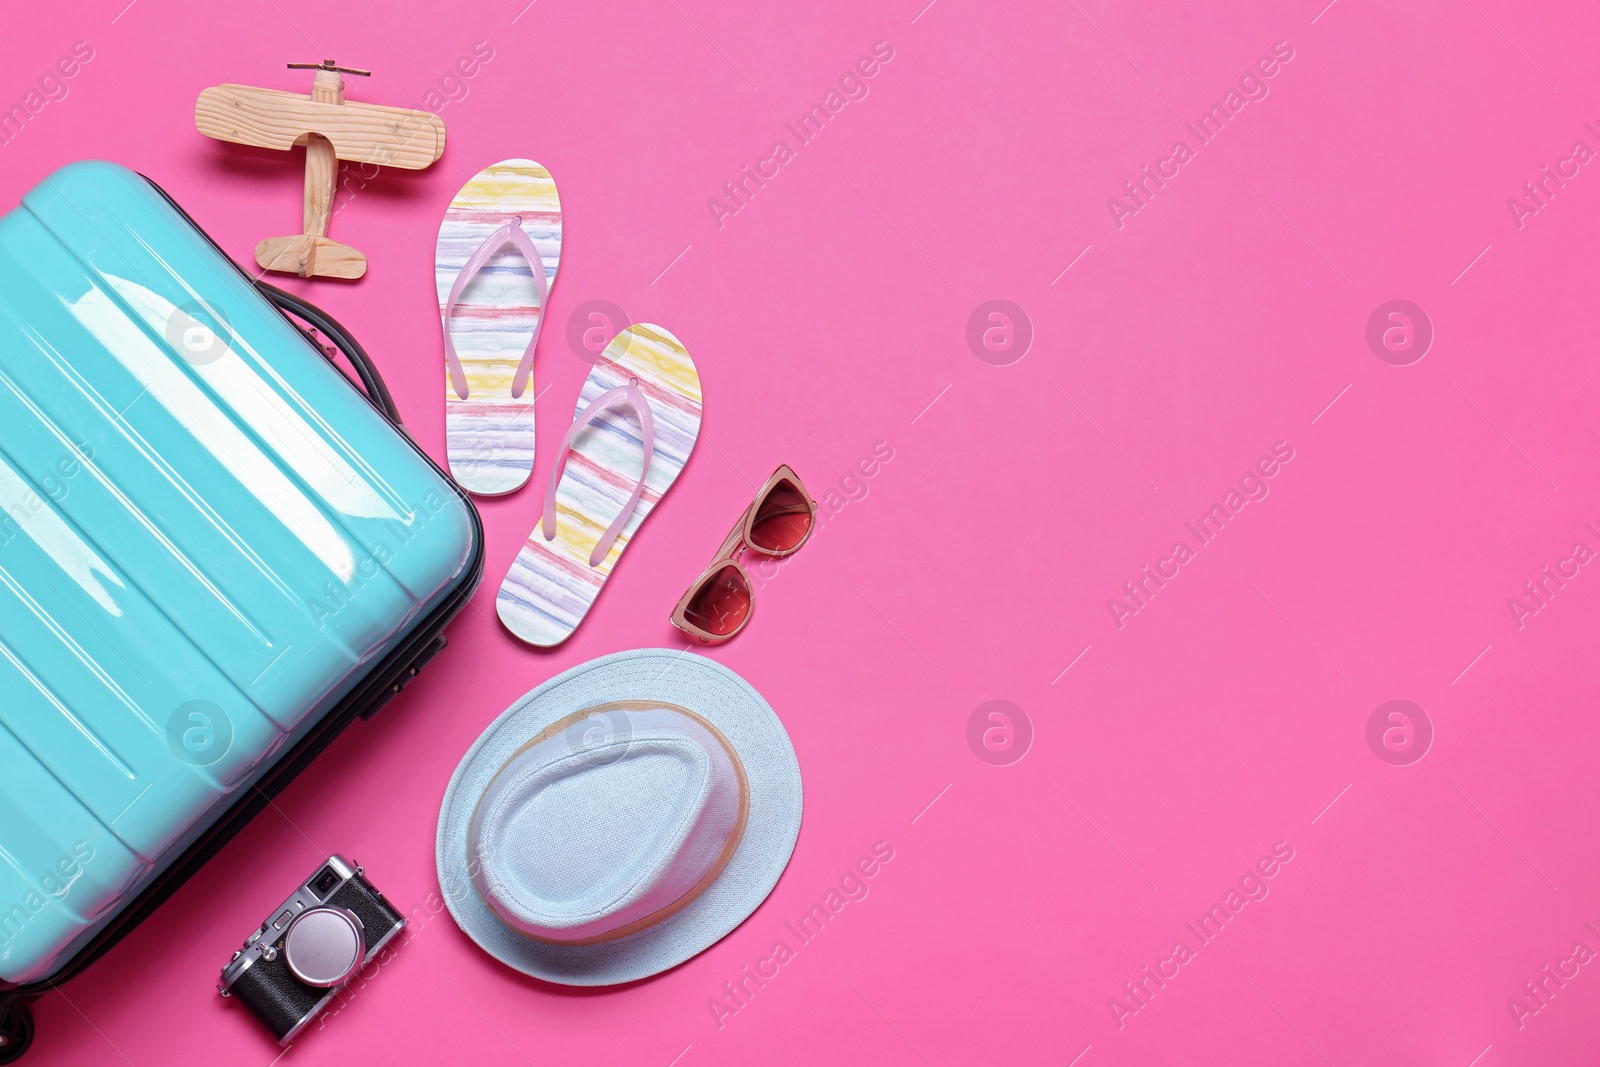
[283,907,365,988]
[309,865,342,899]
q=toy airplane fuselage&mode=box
[195,65,446,279]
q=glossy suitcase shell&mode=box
[0,162,481,996]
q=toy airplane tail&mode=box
[255,235,367,280]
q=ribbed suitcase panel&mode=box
[0,162,475,984]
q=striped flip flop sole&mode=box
[438,159,562,496]
[496,325,703,646]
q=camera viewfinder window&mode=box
[309,866,341,899]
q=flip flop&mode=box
[496,325,703,647]
[437,159,562,496]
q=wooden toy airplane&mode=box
[195,60,446,280]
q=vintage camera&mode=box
[219,855,405,1044]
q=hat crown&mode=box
[468,704,748,944]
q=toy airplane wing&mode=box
[195,85,445,169]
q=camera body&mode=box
[219,855,404,1044]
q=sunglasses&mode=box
[671,465,816,643]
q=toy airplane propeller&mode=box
[195,60,446,279]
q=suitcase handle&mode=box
[254,281,406,428]
[133,176,405,428]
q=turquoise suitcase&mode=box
[0,162,482,1057]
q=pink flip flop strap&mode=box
[540,380,656,567]
[441,218,550,400]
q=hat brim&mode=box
[436,649,803,985]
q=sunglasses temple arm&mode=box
[708,511,749,563]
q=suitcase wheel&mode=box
[0,999,32,1064]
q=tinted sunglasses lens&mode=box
[684,565,752,637]
[748,480,812,554]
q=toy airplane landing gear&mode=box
[195,60,447,280]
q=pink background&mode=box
[6,0,1600,1063]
